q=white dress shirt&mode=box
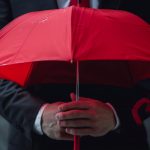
[34,0,120,135]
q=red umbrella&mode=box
[0,6,150,150]
[0,6,150,87]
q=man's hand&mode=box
[41,102,74,140]
[56,93,116,137]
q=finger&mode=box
[53,127,74,141]
[65,128,94,136]
[58,132,74,141]
[70,93,91,102]
[58,101,90,112]
[59,119,93,128]
[56,110,93,120]
[70,93,76,101]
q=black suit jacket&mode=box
[0,0,149,150]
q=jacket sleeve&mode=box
[0,79,44,140]
[106,86,149,148]
[135,79,150,122]
[0,0,12,29]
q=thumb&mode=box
[70,92,76,101]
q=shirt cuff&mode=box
[34,103,49,135]
[106,103,120,130]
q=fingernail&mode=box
[65,128,69,133]
[55,114,60,120]
[66,128,72,134]
[58,106,63,111]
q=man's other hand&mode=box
[41,102,74,140]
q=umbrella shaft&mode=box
[74,136,80,150]
[76,61,79,101]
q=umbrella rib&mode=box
[12,20,40,64]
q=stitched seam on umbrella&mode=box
[71,7,84,60]
[72,7,94,60]
[0,13,35,39]
[0,14,38,65]
[70,6,73,61]
[66,7,72,61]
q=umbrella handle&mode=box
[132,98,150,125]
[74,136,80,150]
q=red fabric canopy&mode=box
[0,6,150,87]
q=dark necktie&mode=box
[80,0,89,7]
[70,0,89,7]
[70,0,78,5]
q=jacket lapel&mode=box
[49,0,58,9]
[100,0,121,9]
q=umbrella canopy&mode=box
[0,6,150,87]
